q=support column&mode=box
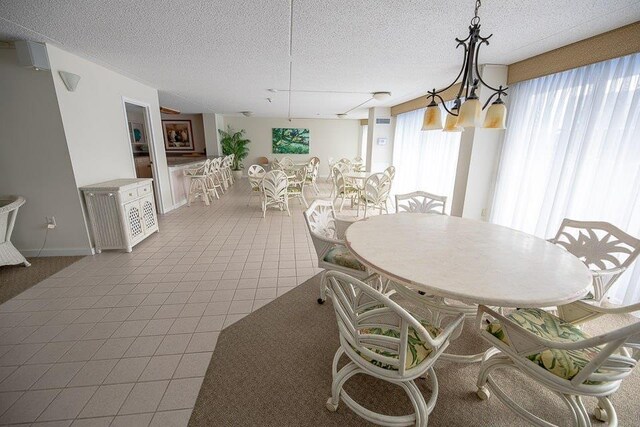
[450,64,508,220]
[203,113,225,156]
[366,107,393,173]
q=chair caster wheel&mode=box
[326,398,338,412]
[317,298,325,304]
[476,387,490,401]
[593,406,608,422]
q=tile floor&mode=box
[0,177,354,426]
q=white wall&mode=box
[160,113,206,154]
[0,48,92,255]
[222,116,360,175]
[46,45,172,214]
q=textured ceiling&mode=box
[1,0,639,118]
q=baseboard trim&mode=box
[20,247,94,257]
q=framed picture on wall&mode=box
[272,128,310,154]
[162,120,194,151]
[128,122,146,145]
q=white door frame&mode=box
[121,97,166,214]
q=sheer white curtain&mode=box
[392,103,461,214]
[491,53,640,304]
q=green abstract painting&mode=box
[272,128,310,154]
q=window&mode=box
[392,103,461,214]
[491,52,640,304]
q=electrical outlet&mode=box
[46,216,57,229]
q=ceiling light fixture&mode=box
[241,111,254,117]
[268,88,278,93]
[372,91,391,101]
[337,113,348,119]
[422,0,507,132]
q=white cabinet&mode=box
[81,178,159,253]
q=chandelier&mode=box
[422,0,507,132]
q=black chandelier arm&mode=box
[427,43,469,99]
[455,32,473,44]
[429,93,459,116]
[480,91,505,110]
[473,38,508,94]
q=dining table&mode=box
[345,213,592,307]
[344,171,371,184]
[343,171,371,195]
[344,213,593,361]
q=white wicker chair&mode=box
[279,157,295,170]
[353,156,365,172]
[222,155,234,186]
[228,154,236,184]
[384,165,396,181]
[211,157,227,192]
[184,160,211,206]
[305,157,321,195]
[476,304,640,426]
[260,170,290,218]
[326,156,336,182]
[324,271,465,426]
[395,191,447,215]
[271,158,282,171]
[358,173,392,217]
[0,196,30,267]
[548,219,640,303]
[287,166,308,208]
[304,200,372,304]
[202,159,222,200]
[336,158,353,170]
[247,164,266,206]
[332,167,358,212]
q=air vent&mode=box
[376,118,391,125]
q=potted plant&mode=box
[219,126,251,179]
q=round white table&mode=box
[344,171,371,182]
[345,214,592,308]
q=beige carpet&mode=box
[190,274,640,426]
[0,256,83,304]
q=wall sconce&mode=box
[59,71,81,92]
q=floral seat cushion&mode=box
[324,246,366,271]
[487,308,600,381]
[355,318,442,370]
[337,187,358,196]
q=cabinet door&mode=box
[140,194,159,234]
[124,200,144,243]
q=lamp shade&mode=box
[483,101,507,129]
[443,112,463,132]
[456,98,481,128]
[422,104,442,131]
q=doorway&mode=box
[123,100,163,213]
